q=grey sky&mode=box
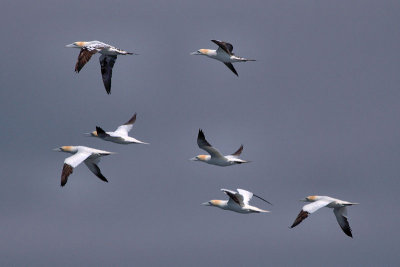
[1,0,399,266]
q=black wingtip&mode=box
[124,113,137,125]
[198,129,205,138]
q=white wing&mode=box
[303,199,332,213]
[61,151,91,186]
[290,199,333,228]
[236,189,253,205]
[64,151,91,168]
[333,207,353,237]
[114,113,137,136]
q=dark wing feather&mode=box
[334,208,353,238]
[290,210,310,228]
[225,191,243,206]
[231,145,243,156]
[84,161,108,183]
[61,163,73,187]
[99,54,117,94]
[197,129,212,147]
[75,48,98,73]
[123,113,137,125]
[253,194,273,205]
[211,40,234,55]
[223,63,238,76]
[96,126,110,138]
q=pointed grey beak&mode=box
[300,198,307,202]
[65,43,76,48]
[201,202,211,206]
[190,51,201,55]
[190,157,198,161]
[84,133,92,137]
[53,148,61,152]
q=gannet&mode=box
[190,129,249,166]
[190,40,255,76]
[290,195,359,238]
[86,113,148,145]
[202,188,272,214]
[65,40,135,94]
[53,146,114,187]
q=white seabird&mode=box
[191,40,255,76]
[202,188,272,214]
[87,113,148,145]
[290,195,359,238]
[65,40,135,94]
[191,129,249,166]
[53,146,114,187]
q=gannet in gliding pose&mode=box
[66,40,135,94]
[53,146,114,187]
[202,188,272,214]
[190,129,249,166]
[87,113,148,145]
[290,195,359,238]
[191,40,255,76]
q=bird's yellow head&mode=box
[306,195,318,201]
[199,49,209,55]
[65,41,87,48]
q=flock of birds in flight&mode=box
[56,40,358,238]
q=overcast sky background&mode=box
[0,0,399,266]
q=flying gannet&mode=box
[65,40,135,94]
[87,113,148,145]
[290,195,359,238]
[190,129,249,166]
[191,40,255,76]
[202,188,272,214]
[53,146,114,187]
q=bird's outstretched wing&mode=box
[211,40,234,55]
[84,156,108,183]
[333,207,353,238]
[197,129,224,158]
[223,63,238,76]
[61,151,91,186]
[221,189,243,207]
[230,145,243,157]
[99,54,117,94]
[96,126,110,138]
[114,113,137,136]
[290,199,333,228]
[75,48,99,73]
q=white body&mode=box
[192,154,247,166]
[66,40,132,55]
[202,188,270,214]
[99,133,147,144]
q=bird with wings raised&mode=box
[290,195,359,238]
[202,188,271,214]
[190,129,249,166]
[66,40,135,94]
[191,40,255,76]
[54,146,114,187]
[86,113,148,145]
